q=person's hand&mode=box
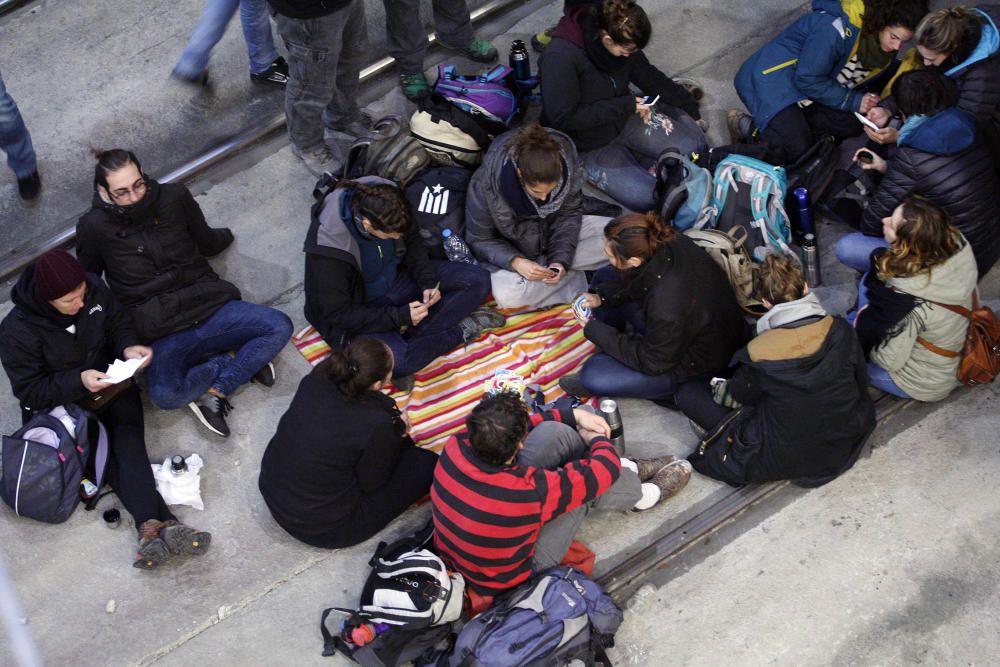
[400,410,412,435]
[408,301,429,326]
[863,124,899,145]
[122,345,153,370]
[542,263,566,284]
[422,288,441,307]
[859,92,881,114]
[853,148,887,174]
[867,107,891,128]
[637,102,653,123]
[512,257,556,281]
[81,369,112,392]
[581,292,602,309]
[573,408,612,440]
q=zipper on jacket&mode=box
[762,59,798,75]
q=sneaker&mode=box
[438,35,498,63]
[188,392,232,437]
[251,361,276,387]
[649,459,693,504]
[531,27,554,53]
[727,109,754,144]
[327,111,374,138]
[133,520,171,570]
[399,72,430,101]
[17,170,41,201]
[392,374,415,393]
[458,306,506,343]
[170,69,210,89]
[673,77,705,101]
[250,56,289,87]
[291,144,342,178]
[558,373,590,398]
[634,454,680,483]
[160,520,212,557]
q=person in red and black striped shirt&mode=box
[431,391,692,597]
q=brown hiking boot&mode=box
[634,454,679,482]
[649,459,693,504]
[133,520,171,570]
[727,109,753,144]
[160,520,212,557]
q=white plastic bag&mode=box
[151,454,205,510]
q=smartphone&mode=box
[854,111,881,131]
[639,94,660,107]
[856,149,875,165]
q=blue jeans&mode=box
[0,71,36,179]
[836,232,888,273]
[174,0,279,78]
[358,260,490,377]
[866,363,911,398]
[581,109,708,212]
[146,300,293,409]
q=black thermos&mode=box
[509,39,530,81]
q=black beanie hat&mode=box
[34,250,86,301]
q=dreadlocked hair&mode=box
[861,0,928,35]
[340,180,414,234]
[598,0,652,50]
[603,211,676,265]
[876,196,962,280]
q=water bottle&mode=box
[599,398,626,455]
[170,454,188,477]
[508,39,531,82]
[793,187,816,237]
[801,233,822,287]
[441,228,476,264]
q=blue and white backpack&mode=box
[711,154,793,261]
[654,149,715,231]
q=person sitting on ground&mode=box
[432,390,692,601]
[851,197,978,401]
[304,176,504,389]
[863,4,1000,160]
[465,123,608,309]
[76,149,293,438]
[538,0,706,212]
[559,212,749,405]
[678,252,876,488]
[258,339,437,548]
[835,70,1000,277]
[728,0,927,165]
[0,251,211,569]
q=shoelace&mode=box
[209,394,233,417]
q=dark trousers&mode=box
[311,445,438,549]
[674,379,734,432]
[382,0,473,74]
[760,102,860,165]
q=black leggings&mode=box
[674,378,735,432]
[96,386,175,530]
[760,102,861,165]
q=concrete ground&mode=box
[0,0,998,666]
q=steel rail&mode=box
[0,0,529,283]
[0,0,28,17]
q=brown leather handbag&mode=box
[916,290,1000,386]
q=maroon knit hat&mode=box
[34,250,86,301]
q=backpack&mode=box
[654,148,715,231]
[441,567,622,667]
[432,64,519,128]
[711,154,794,261]
[341,115,431,186]
[683,227,767,316]
[784,135,838,214]
[1,404,109,524]
[322,525,464,666]
[410,109,485,168]
[404,167,473,259]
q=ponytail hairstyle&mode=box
[513,123,563,186]
[757,252,806,306]
[862,0,928,35]
[93,148,142,189]
[319,338,394,400]
[603,211,676,266]
[598,0,652,50]
[915,6,984,62]
[876,196,962,279]
[340,180,414,235]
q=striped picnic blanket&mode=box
[291,305,595,452]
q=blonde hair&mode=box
[757,252,805,305]
[876,196,962,279]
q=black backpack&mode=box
[340,115,431,186]
[404,167,473,259]
[1,404,109,523]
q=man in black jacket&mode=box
[76,150,292,438]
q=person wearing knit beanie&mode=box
[34,249,86,302]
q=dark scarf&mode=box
[92,178,161,226]
[856,30,894,71]
[854,269,923,356]
[581,12,630,75]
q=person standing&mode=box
[267,0,369,176]
[0,69,40,201]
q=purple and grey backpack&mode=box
[432,64,519,128]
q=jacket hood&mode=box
[482,128,577,208]
[811,0,857,26]
[756,291,828,335]
[887,238,978,304]
[306,175,395,266]
[89,178,162,225]
[898,108,976,154]
[945,7,1000,76]
[551,6,588,48]
[11,264,83,329]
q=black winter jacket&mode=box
[0,269,138,412]
[948,5,1000,172]
[76,180,240,344]
[860,107,1000,276]
[303,178,438,346]
[585,235,749,380]
[689,311,875,487]
[266,0,352,19]
[539,9,700,152]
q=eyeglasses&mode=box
[109,177,147,202]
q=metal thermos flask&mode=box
[802,233,822,287]
[599,398,626,454]
[170,454,188,477]
[509,39,531,81]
